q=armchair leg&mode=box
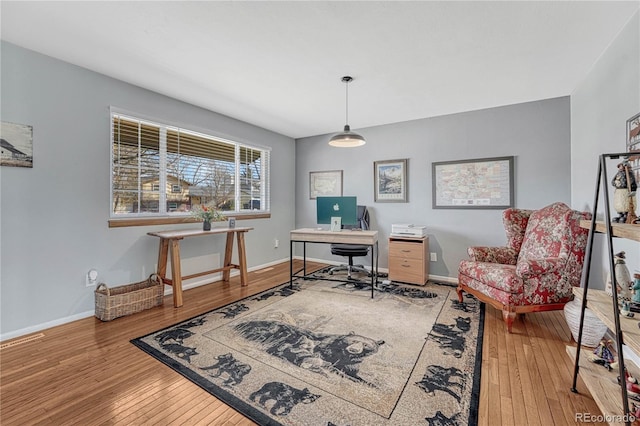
[502,309,516,333]
[456,285,464,303]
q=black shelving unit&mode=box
[571,152,639,426]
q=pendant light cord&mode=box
[345,79,349,126]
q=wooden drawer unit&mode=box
[388,236,429,285]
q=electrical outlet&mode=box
[274,238,279,248]
[86,269,98,287]
[430,252,437,262]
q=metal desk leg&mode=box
[370,242,375,298]
[290,240,294,288]
[303,242,307,276]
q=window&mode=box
[111,112,270,219]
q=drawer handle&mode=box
[402,264,411,268]
[401,249,411,253]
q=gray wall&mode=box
[295,97,572,279]
[0,42,296,339]
[571,11,640,288]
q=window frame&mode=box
[109,108,271,227]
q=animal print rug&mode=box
[131,268,484,425]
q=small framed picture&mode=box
[228,217,236,228]
[309,170,343,199]
[330,216,342,232]
[374,159,408,202]
[627,112,640,152]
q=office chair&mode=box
[328,205,372,279]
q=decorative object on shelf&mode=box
[328,76,366,148]
[611,161,637,224]
[606,251,633,308]
[621,300,635,318]
[589,338,616,370]
[621,369,640,395]
[564,297,608,347]
[190,202,225,231]
[634,273,640,303]
[374,159,408,202]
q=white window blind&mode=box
[111,113,270,217]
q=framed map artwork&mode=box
[309,170,343,199]
[432,156,514,209]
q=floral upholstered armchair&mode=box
[457,202,591,332]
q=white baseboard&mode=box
[0,257,291,343]
[428,274,458,285]
[0,257,457,342]
[0,310,95,342]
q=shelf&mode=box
[580,220,640,242]
[574,288,640,355]
[567,346,632,426]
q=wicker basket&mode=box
[95,274,164,321]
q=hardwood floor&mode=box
[1,261,605,425]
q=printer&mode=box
[390,224,426,238]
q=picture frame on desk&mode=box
[374,159,408,202]
[330,217,342,232]
[309,170,343,199]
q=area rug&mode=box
[132,268,484,425]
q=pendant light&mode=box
[328,76,366,147]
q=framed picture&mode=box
[0,121,33,168]
[626,112,640,189]
[309,170,343,199]
[432,156,514,209]
[627,112,640,152]
[374,159,408,202]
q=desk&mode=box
[289,228,379,297]
[148,227,253,307]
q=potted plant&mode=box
[191,202,225,231]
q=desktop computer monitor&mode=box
[316,196,358,227]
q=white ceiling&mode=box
[1,1,638,139]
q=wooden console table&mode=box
[148,227,253,307]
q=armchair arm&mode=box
[467,246,518,265]
[516,257,564,278]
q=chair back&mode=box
[516,202,591,288]
[502,208,533,252]
[343,205,369,230]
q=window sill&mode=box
[108,213,271,228]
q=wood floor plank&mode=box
[0,262,606,425]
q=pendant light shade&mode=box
[329,76,366,147]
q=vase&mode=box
[563,297,608,348]
[203,220,211,231]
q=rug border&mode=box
[130,280,485,426]
[467,301,485,426]
[130,282,289,426]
